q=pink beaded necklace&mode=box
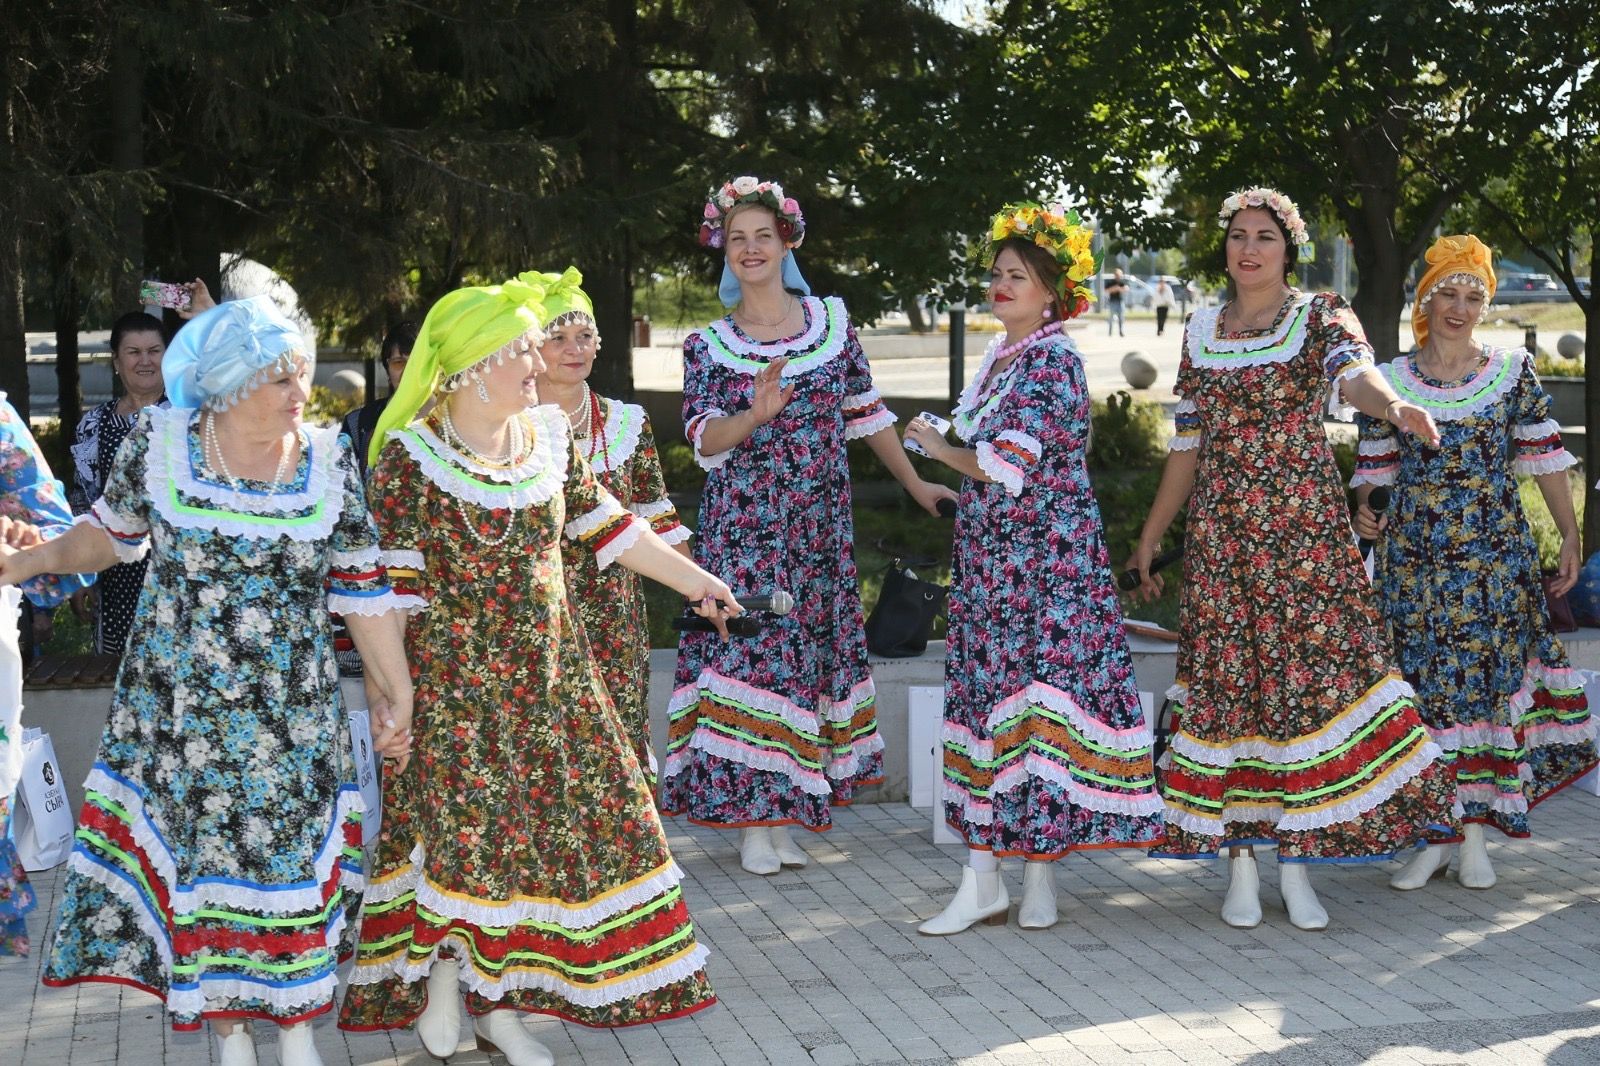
[994,320,1063,362]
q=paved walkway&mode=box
[6,794,1600,1065]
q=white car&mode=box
[1097,274,1154,309]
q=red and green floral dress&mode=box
[1157,291,1458,862]
[339,406,714,1030]
[562,395,689,781]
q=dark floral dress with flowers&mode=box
[942,333,1165,858]
[562,396,689,781]
[340,405,714,1031]
[1354,347,1596,837]
[663,296,894,830]
[42,406,394,1027]
[1,394,90,957]
[1157,291,1457,862]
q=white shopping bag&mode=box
[1,586,23,804]
[14,728,74,871]
[347,706,383,847]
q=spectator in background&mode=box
[342,321,417,479]
[1106,268,1129,336]
[1153,277,1175,336]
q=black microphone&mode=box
[1118,546,1184,591]
[671,614,765,637]
[706,590,793,616]
[936,498,958,518]
[1358,486,1392,558]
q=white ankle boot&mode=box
[1280,863,1329,931]
[1220,853,1262,929]
[473,1010,554,1066]
[740,826,781,875]
[1018,861,1059,930]
[1390,844,1453,890]
[278,1021,323,1066]
[771,824,809,868]
[214,1024,257,1066]
[918,866,1009,935]
[417,957,462,1058]
[1458,824,1496,889]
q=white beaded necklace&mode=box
[563,383,593,439]
[203,411,296,488]
[436,401,527,547]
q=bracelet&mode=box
[1384,399,1403,423]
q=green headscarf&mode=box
[370,273,554,468]
[517,267,593,325]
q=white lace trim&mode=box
[64,849,173,968]
[1167,676,1416,767]
[1514,418,1563,442]
[565,494,628,539]
[85,501,150,563]
[166,971,340,1019]
[587,399,647,474]
[384,593,428,612]
[351,938,709,1009]
[953,336,1005,436]
[407,416,551,483]
[1329,348,1375,382]
[1167,433,1201,452]
[1516,451,1578,476]
[1455,781,1532,815]
[686,409,732,471]
[1358,437,1397,455]
[631,498,675,520]
[327,590,403,617]
[975,442,1024,497]
[379,549,425,570]
[1184,293,1313,369]
[1382,348,1524,422]
[700,296,850,379]
[663,732,833,796]
[330,546,381,571]
[818,676,878,724]
[953,680,1156,755]
[843,407,897,440]
[362,842,689,931]
[657,524,693,546]
[825,732,887,781]
[393,408,569,511]
[943,766,1164,826]
[594,517,643,570]
[668,669,826,734]
[1348,470,1396,487]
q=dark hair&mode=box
[110,311,166,355]
[381,320,418,362]
[990,237,1064,314]
[1217,207,1299,292]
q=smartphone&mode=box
[902,411,952,457]
[139,280,192,311]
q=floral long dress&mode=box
[662,296,894,829]
[562,396,690,780]
[1353,347,1597,836]
[1157,291,1457,862]
[339,405,714,1031]
[1,395,91,957]
[942,333,1165,857]
[42,406,394,1028]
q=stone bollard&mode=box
[329,368,366,399]
[1557,333,1585,360]
[1121,350,1158,389]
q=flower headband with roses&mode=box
[1217,186,1311,251]
[699,176,806,250]
[989,200,1103,320]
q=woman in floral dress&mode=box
[905,202,1164,936]
[0,395,94,958]
[1354,235,1596,893]
[1128,188,1457,931]
[533,272,691,779]
[2,297,414,1066]
[664,176,956,875]
[340,271,737,1066]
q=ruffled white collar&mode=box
[1185,292,1313,370]
[391,405,571,511]
[1382,346,1525,422]
[697,295,851,379]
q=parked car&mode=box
[1145,275,1202,307]
[1096,273,1154,309]
[1496,272,1567,304]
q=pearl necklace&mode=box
[439,402,527,468]
[203,411,296,488]
[564,383,593,438]
[453,495,518,547]
[994,320,1063,362]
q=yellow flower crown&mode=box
[989,201,1102,319]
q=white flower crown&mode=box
[1218,187,1311,249]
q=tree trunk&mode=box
[0,230,26,421]
[108,43,144,309]
[582,0,637,402]
[1583,233,1600,559]
[907,297,929,333]
[1346,227,1408,361]
[54,233,82,450]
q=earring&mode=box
[476,378,491,404]
[1042,306,1053,319]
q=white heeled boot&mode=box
[918,866,1009,935]
[417,957,462,1058]
[1389,844,1454,890]
[473,1010,554,1066]
[1457,823,1496,889]
[1220,853,1262,929]
[214,1023,257,1066]
[1280,863,1329,931]
[771,824,809,868]
[739,827,781,875]
[278,1021,323,1066]
[1017,861,1059,930]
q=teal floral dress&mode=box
[41,406,398,1029]
[1353,347,1597,836]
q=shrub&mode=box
[304,384,361,427]
[1534,351,1583,379]
[1088,391,1168,471]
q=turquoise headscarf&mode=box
[162,296,309,410]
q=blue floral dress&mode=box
[941,334,1165,857]
[663,296,894,829]
[1353,347,1597,837]
[1,394,93,957]
[42,406,398,1029]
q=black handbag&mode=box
[865,554,948,658]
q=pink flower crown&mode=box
[1217,186,1311,250]
[699,176,806,250]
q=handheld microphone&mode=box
[1118,545,1185,591]
[708,590,793,616]
[1357,486,1392,558]
[670,614,765,637]
[936,498,957,519]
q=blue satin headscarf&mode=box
[718,253,813,307]
[163,296,309,410]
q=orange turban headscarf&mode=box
[1412,234,1496,348]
